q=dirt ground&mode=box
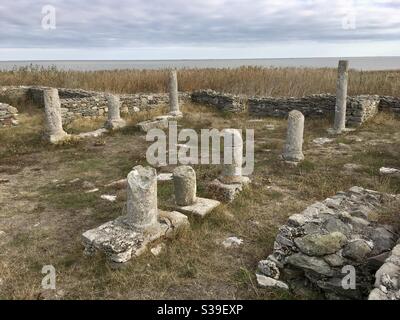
[0,102,399,300]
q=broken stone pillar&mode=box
[220,129,245,184]
[82,165,190,263]
[173,166,197,206]
[125,165,158,230]
[169,70,182,116]
[208,129,250,203]
[43,88,70,143]
[333,60,349,133]
[282,110,305,162]
[104,94,126,130]
[174,166,220,217]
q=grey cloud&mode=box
[0,0,399,48]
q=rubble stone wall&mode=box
[257,186,400,300]
[0,86,189,124]
[0,102,18,128]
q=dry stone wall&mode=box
[0,86,189,124]
[191,90,398,127]
[191,90,247,113]
[0,102,18,127]
[257,186,400,300]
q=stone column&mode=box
[169,70,181,116]
[220,129,244,184]
[105,94,126,129]
[333,60,349,133]
[173,166,197,206]
[125,165,158,230]
[282,110,305,162]
[43,88,69,143]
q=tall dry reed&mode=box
[0,65,398,97]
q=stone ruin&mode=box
[43,88,71,144]
[282,110,305,163]
[209,129,251,202]
[82,165,189,263]
[256,186,400,300]
[0,102,18,128]
[137,70,183,133]
[104,94,126,130]
[331,60,349,134]
[173,166,220,218]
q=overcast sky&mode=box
[0,0,399,60]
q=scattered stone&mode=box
[78,128,107,138]
[105,179,127,189]
[313,137,334,145]
[256,274,289,290]
[258,259,280,279]
[85,188,99,194]
[150,244,165,256]
[380,167,400,177]
[343,163,364,174]
[222,237,243,248]
[0,179,10,184]
[100,195,117,202]
[157,173,173,182]
[136,118,169,133]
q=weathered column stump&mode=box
[82,165,189,263]
[282,110,305,164]
[43,88,70,144]
[208,129,251,203]
[168,70,182,117]
[104,94,126,130]
[328,60,355,134]
[173,166,220,218]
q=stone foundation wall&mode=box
[379,96,400,115]
[0,86,189,124]
[257,186,400,300]
[191,90,383,127]
[249,94,381,127]
[191,90,247,113]
[0,102,18,128]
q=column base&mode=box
[136,118,169,133]
[105,119,127,130]
[327,127,356,135]
[208,177,251,203]
[281,153,304,163]
[46,132,71,144]
[82,210,189,263]
[175,197,221,218]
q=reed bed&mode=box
[0,65,399,97]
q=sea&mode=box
[0,57,399,71]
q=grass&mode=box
[0,98,400,300]
[0,65,399,97]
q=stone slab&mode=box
[78,128,108,138]
[136,118,169,132]
[208,178,250,203]
[82,210,189,263]
[175,197,220,218]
